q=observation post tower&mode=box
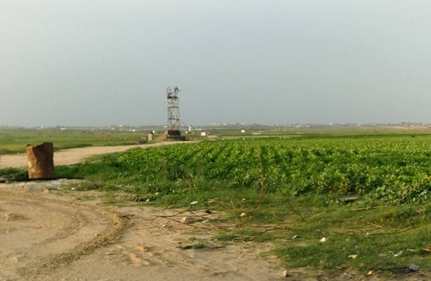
[166,86,182,139]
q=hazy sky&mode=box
[1,1,431,126]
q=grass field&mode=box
[212,126,431,139]
[0,129,148,154]
[3,128,431,276]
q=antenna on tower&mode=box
[166,86,182,139]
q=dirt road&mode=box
[0,183,282,281]
[0,141,189,169]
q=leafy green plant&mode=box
[59,136,431,205]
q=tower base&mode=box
[167,130,186,140]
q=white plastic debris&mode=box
[392,251,403,257]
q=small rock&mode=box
[105,251,115,256]
[71,187,76,191]
[348,254,357,259]
[136,245,149,252]
[180,217,194,224]
[240,212,247,217]
[202,219,210,223]
[292,235,299,240]
[154,192,160,196]
[319,237,327,243]
[367,270,374,276]
[282,270,289,277]
[190,201,198,205]
[409,264,420,271]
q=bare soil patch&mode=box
[0,183,283,281]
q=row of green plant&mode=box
[52,136,431,205]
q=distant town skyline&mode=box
[1,1,431,127]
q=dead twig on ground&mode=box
[277,187,305,221]
[249,226,292,241]
[238,144,268,234]
[162,193,183,213]
[366,222,385,229]
[182,174,193,194]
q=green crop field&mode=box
[4,134,431,275]
[59,135,431,204]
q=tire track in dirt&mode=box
[35,211,86,246]
[0,189,132,278]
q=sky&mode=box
[1,0,431,127]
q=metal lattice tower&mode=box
[167,86,181,138]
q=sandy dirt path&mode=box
[0,183,283,281]
[0,141,189,169]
